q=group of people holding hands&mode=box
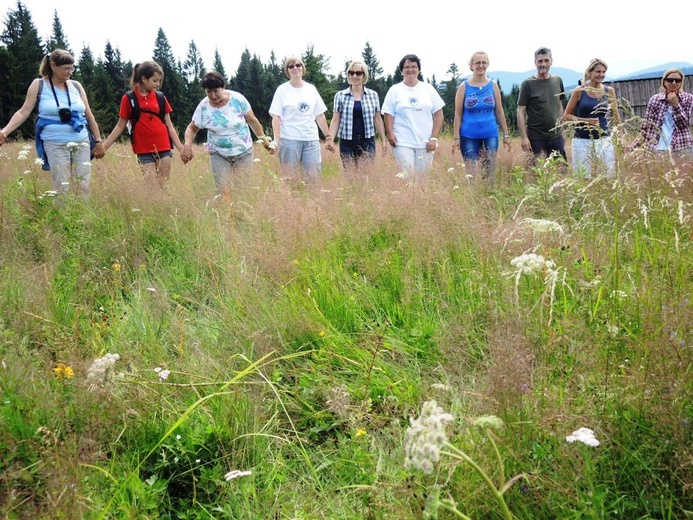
[0,48,691,199]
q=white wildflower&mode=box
[404,400,454,474]
[153,367,170,380]
[147,287,157,292]
[253,158,261,163]
[86,353,121,388]
[225,470,252,481]
[523,218,563,234]
[566,427,600,447]
[34,158,44,166]
[22,144,32,150]
[66,142,80,151]
[611,290,628,299]
[430,383,451,392]
[17,150,29,160]
[472,415,504,430]
[509,253,552,276]
[82,162,92,167]
[453,185,460,190]
[447,167,454,173]
[465,174,473,180]
[395,172,408,179]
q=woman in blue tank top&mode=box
[452,51,510,181]
[564,58,620,178]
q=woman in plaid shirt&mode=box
[638,69,693,155]
[327,61,386,170]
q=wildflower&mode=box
[430,383,451,392]
[131,208,141,212]
[34,158,44,166]
[147,287,157,292]
[355,429,367,437]
[326,384,350,418]
[566,427,600,447]
[176,435,181,440]
[447,167,455,173]
[53,363,74,380]
[82,162,92,167]
[395,172,408,179]
[318,330,326,337]
[453,185,460,190]
[17,150,29,160]
[509,253,554,276]
[22,144,32,150]
[153,367,170,380]
[66,142,80,151]
[112,262,121,272]
[523,218,563,234]
[86,353,121,387]
[225,470,252,481]
[465,174,473,180]
[404,400,454,474]
[473,415,504,431]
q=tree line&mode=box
[0,1,520,142]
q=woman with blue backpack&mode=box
[102,60,185,188]
[0,49,105,199]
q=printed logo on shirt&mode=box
[297,101,310,113]
[408,97,419,106]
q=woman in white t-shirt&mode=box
[182,71,273,197]
[269,56,331,182]
[382,54,445,178]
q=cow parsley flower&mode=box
[225,470,252,481]
[404,400,454,474]
[566,427,600,447]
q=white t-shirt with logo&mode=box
[382,81,445,149]
[269,81,327,141]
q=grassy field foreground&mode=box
[0,140,691,519]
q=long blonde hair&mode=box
[660,68,685,93]
[583,58,607,84]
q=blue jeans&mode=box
[278,138,322,182]
[339,136,375,167]
[460,136,498,179]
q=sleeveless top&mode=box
[460,80,497,139]
[574,89,610,139]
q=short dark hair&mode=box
[398,54,421,72]
[202,71,226,90]
[534,47,552,59]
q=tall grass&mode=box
[0,140,691,518]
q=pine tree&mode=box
[152,28,185,128]
[0,1,44,136]
[211,48,227,82]
[184,40,206,110]
[44,10,70,54]
[441,63,461,124]
[360,41,386,100]
[302,44,334,121]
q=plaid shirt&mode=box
[639,91,693,151]
[332,87,381,140]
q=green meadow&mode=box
[0,139,691,519]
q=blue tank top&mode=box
[574,89,610,139]
[460,80,497,139]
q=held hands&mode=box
[258,136,277,155]
[325,138,335,153]
[92,142,105,159]
[180,145,194,164]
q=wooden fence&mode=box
[606,75,693,121]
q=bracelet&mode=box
[503,135,510,139]
[429,137,438,141]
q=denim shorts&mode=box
[137,150,173,164]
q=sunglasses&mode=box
[664,78,682,84]
[348,70,364,76]
[287,63,303,70]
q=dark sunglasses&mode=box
[664,78,682,84]
[348,70,364,76]
[287,63,303,70]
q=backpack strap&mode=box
[125,90,140,123]
[156,91,166,122]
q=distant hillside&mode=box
[616,62,693,80]
[485,67,583,93]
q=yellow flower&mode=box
[355,429,367,437]
[112,262,121,272]
[53,363,74,380]
[318,330,326,337]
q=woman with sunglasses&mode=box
[0,49,104,198]
[269,56,331,182]
[639,69,693,155]
[326,61,386,170]
[451,51,509,180]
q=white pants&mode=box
[43,140,92,198]
[391,146,434,179]
[571,136,615,178]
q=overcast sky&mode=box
[11,0,693,81]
